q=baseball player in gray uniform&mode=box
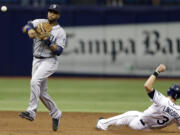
[97,64,180,131]
[19,4,66,131]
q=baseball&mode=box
[1,5,7,12]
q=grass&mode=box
[0,77,180,113]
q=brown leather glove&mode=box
[36,22,52,40]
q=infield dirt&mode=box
[0,111,179,135]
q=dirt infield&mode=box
[0,111,179,135]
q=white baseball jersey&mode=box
[31,19,66,57]
[96,90,180,131]
[141,90,180,129]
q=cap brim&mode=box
[48,9,59,14]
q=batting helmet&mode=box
[167,84,180,100]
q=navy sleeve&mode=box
[148,89,155,99]
[54,46,63,56]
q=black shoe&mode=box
[98,117,104,120]
[19,111,34,121]
[52,117,61,131]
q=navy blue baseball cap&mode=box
[48,4,61,14]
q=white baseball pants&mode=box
[102,111,147,130]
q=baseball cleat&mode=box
[96,117,108,130]
[52,115,62,131]
[19,111,34,121]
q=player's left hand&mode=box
[36,22,52,40]
[156,64,166,73]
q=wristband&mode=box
[44,37,55,47]
[26,27,32,32]
[44,37,51,46]
[26,23,34,32]
[153,71,160,77]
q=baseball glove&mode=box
[36,22,52,40]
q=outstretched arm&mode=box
[144,64,166,93]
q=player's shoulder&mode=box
[53,24,66,35]
[154,89,164,98]
[152,89,168,104]
[32,19,48,24]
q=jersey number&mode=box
[157,116,169,125]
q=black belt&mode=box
[140,119,145,126]
[34,56,52,59]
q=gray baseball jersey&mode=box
[26,19,66,120]
[32,19,66,57]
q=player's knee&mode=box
[129,119,144,130]
[30,79,40,87]
[40,91,46,97]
